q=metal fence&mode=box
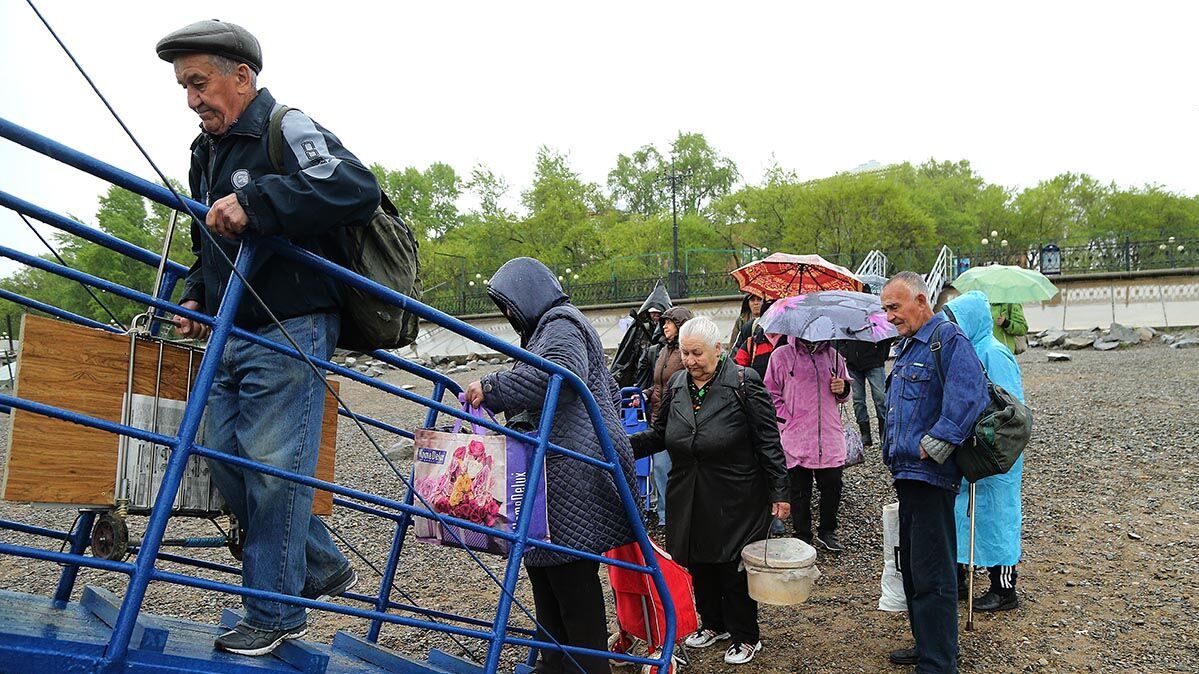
[424,237,1197,316]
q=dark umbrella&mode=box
[758,291,898,343]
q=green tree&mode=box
[371,162,463,240]
[1010,172,1109,244]
[1,183,194,331]
[608,145,668,216]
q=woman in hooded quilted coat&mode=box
[944,290,1027,613]
[466,257,636,674]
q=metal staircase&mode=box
[924,245,956,308]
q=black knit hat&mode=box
[156,19,262,73]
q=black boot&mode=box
[877,420,886,446]
[859,421,874,447]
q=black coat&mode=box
[184,88,381,327]
[482,258,636,566]
[835,337,897,371]
[630,360,789,566]
[611,284,672,388]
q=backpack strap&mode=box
[266,103,396,218]
[929,318,988,384]
[733,362,748,409]
[266,104,292,175]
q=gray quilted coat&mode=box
[481,258,636,567]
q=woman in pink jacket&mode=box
[763,338,851,552]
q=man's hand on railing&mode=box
[206,193,249,239]
[173,300,210,340]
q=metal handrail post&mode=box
[365,381,445,643]
[101,241,254,669]
[53,510,97,603]
[483,375,562,674]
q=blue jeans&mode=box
[848,365,886,427]
[651,452,671,525]
[206,313,349,631]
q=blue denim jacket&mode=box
[882,314,988,492]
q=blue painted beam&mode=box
[427,648,484,674]
[80,586,168,653]
[333,631,453,674]
[221,608,329,674]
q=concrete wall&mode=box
[402,270,1199,359]
[1021,271,1199,331]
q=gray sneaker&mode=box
[302,565,357,601]
[215,621,307,656]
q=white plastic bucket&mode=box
[740,537,820,606]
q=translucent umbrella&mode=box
[951,265,1059,303]
[758,291,898,343]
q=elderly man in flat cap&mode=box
[157,19,380,656]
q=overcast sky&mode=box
[2,1,1197,277]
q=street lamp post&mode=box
[658,157,692,298]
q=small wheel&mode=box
[227,516,245,561]
[91,513,129,561]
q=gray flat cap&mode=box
[156,19,262,73]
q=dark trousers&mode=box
[526,560,611,674]
[896,480,958,674]
[689,560,759,644]
[788,466,843,542]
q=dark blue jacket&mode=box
[882,314,988,492]
[480,258,636,566]
[184,88,381,327]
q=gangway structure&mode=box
[924,245,957,308]
[0,117,676,674]
[853,250,888,279]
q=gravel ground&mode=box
[1,342,1197,673]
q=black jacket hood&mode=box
[487,257,569,346]
[636,283,673,320]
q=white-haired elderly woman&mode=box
[630,316,790,666]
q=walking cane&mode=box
[966,482,976,631]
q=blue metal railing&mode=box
[0,117,674,673]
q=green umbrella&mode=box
[951,264,1059,303]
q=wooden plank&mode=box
[80,585,169,652]
[2,315,337,514]
[332,631,454,674]
[222,607,329,674]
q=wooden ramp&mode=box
[0,587,497,674]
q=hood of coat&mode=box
[944,290,993,347]
[636,283,673,320]
[660,306,694,345]
[487,257,569,346]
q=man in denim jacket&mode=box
[879,272,988,673]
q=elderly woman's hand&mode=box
[771,501,790,520]
[465,380,486,407]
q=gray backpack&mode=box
[267,106,421,351]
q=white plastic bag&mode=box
[878,502,907,612]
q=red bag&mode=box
[605,540,699,648]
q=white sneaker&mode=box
[723,641,763,665]
[684,628,730,649]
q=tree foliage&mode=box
[4,139,1197,329]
